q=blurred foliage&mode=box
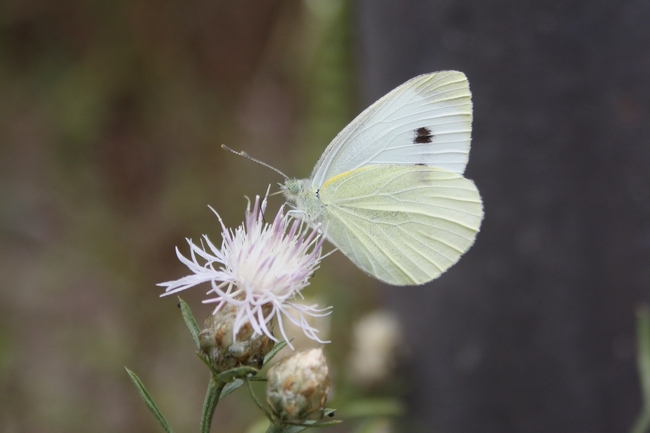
[0,1,392,432]
[632,307,650,433]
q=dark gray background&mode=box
[356,1,650,432]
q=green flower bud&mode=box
[266,348,331,423]
[198,303,275,372]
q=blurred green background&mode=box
[0,1,390,431]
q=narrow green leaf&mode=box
[196,351,213,370]
[248,375,267,382]
[177,297,201,349]
[220,378,244,399]
[125,368,174,433]
[215,367,264,399]
[264,340,290,365]
[218,372,265,399]
[200,377,225,433]
[214,366,258,384]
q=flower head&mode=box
[198,302,276,372]
[158,193,330,348]
[266,348,331,423]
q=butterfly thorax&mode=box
[281,178,324,224]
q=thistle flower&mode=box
[158,194,330,348]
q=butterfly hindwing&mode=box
[317,165,483,285]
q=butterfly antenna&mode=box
[221,144,289,179]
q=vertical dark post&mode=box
[356,1,650,432]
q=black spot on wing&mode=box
[414,126,433,144]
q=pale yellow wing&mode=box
[318,165,483,286]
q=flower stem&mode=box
[200,376,225,433]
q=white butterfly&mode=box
[281,71,483,286]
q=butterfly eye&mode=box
[283,179,301,196]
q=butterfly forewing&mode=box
[310,71,472,188]
[318,165,483,285]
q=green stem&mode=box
[200,376,225,433]
[244,377,268,415]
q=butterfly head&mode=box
[281,178,310,203]
[281,178,323,223]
